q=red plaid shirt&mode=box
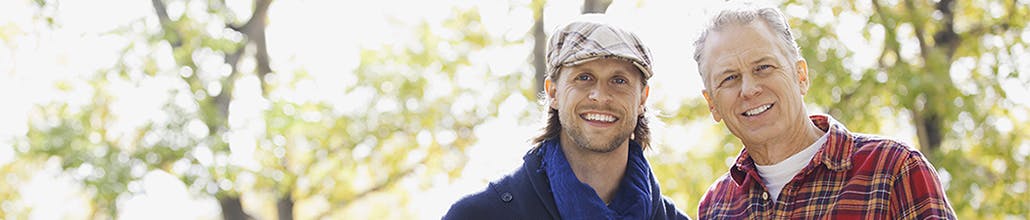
[698,115,955,219]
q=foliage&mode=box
[252,7,529,219]
[2,0,531,219]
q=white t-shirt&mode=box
[755,132,829,201]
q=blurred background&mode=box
[0,0,1027,219]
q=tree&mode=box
[251,7,528,219]
[11,0,532,219]
[150,0,274,219]
[16,0,273,218]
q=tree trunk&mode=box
[911,0,958,151]
[914,110,943,151]
[582,0,612,14]
[219,196,252,220]
[532,0,546,96]
[277,193,294,220]
[249,0,274,95]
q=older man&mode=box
[693,3,955,219]
[444,14,688,219]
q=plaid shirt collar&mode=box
[729,114,855,186]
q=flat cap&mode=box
[546,14,653,80]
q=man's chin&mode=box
[581,144,621,153]
[736,132,779,147]
[563,124,633,153]
[574,137,626,153]
[728,125,771,142]
[580,143,618,153]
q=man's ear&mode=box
[638,86,650,113]
[545,80,557,109]
[795,59,810,95]
[702,90,722,122]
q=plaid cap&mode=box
[546,14,654,81]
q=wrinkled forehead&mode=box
[699,22,789,77]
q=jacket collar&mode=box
[729,114,856,186]
[523,145,562,218]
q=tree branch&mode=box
[582,0,612,14]
[902,0,931,61]
[151,0,181,47]
[312,157,427,219]
[212,47,246,121]
[871,0,908,70]
[932,0,959,60]
[238,0,273,34]
[215,0,274,121]
[532,0,546,96]
[232,0,274,95]
[151,0,171,25]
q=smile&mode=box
[741,104,773,117]
[580,113,618,123]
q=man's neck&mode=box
[746,116,825,166]
[558,135,629,204]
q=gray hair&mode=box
[693,2,801,71]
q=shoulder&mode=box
[849,133,935,176]
[851,134,923,158]
[850,133,915,153]
[444,182,505,219]
[444,161,547,220]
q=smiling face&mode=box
[547,58,649,153]
[699,21,811,146]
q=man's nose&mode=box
[740,76,762,99]
[589,84,612,103]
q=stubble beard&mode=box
[561,117,635,153]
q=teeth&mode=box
[583,113,616,122]
[743,104,772,116]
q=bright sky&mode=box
[2,0,1029,219]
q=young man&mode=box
[444,14,688,219]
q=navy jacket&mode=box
[443,146,689,220]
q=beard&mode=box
[560,116,635,153]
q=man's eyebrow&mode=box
[713,66,736,79]
[751,55,776,65]
[567,66,592,75]
[706,67,736,86]
[614,66,640,78]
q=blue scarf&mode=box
[542,139,655,219]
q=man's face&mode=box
[547,58,649,153]
[699,21,811,145]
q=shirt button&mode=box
[762,192,769,200]
[501,192,513,203]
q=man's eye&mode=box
[756,64,774,72]
[722,75,738,82]
[613,78,627,84]
[576,74,592,81]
